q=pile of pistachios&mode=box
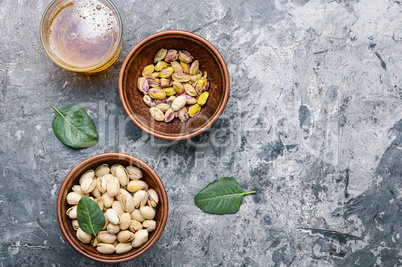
[66,163,158,254]
[137,48,210,122]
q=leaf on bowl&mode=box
[194,177,256,215]
[52,104,98,149]
[77,196,105,236]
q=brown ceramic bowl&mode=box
[119,30,230,140]
[57,153,168,263]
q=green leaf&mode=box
[77,196,105,236]
[52,104,98,149]
[194,177,256,215]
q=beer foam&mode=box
[75,0,118,42]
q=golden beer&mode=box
[40,0,122,74]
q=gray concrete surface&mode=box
[0,0,401,266]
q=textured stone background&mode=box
[0,0,401,266]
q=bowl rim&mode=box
[56,152,168,263]
[118,30,230,140]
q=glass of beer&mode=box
[40,0,122,74]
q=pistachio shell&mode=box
[184,83,197,96]
[103,174,114,183]
[160,78,170,88]
[172,73,191,83]
[159,67,174,78]
[112,200,125,216]
[133,190,148,209]
[127,180,148,193]
[165,49,178,62]
[121,194,135,213]
[189,60,199,75]
[66,206,77,219]
[92,187,101,198]
[198,92,209,106]
[143,220,157,232]
[103,215,109,230]
[77,228,92,244]
[71,185,83,195]
[117,230,135,243]
[96,243,115,254]
[91,235,99,247]
[107,223,120,234]
[116,242,133,254]
[115,165,129,186]
[155,61,167,71]
[79,169,95,185]
[72,220,79,230]
[95,164,110,178]
[178,107,189,122]
[102,193,114,208]
[132,229,148,248]
[140,206,156,220]
[120,213,132,230]
[126,166,143,180]
[150,107,165,122]
[105,208,121,225]
[142,64,155,78]
[67,192,82,205]
[81,178,96,194]
[96,198,105,210]
[171,61,183,73]
[180,61,190,74]
[179,50,194,63]
[188,104,201,117]
[129,219,143,231]
[137,77,149,94]
[98,231,117,244]
[130,209,145,222]
[154,48,167,63]
[171,95,187,111]
[147,189,159,208]
[107,176,120,197]
[116,188,131,202]
[143,95,156,107]
[164,108,175,123]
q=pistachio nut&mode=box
[159,67,174,79]
[116,242,133,254]
[102,192,114,208]
[96,176,107,194]
[105,209,121,225]
[171,95,187,111]
[167,95,176,105]
[72,185,83,195]
[142,220,157,232]
[190,75,197,83]
[67,192,82,205]
[117,230,135,243]
[140,206,156,220]
[149,89,167,100]
[106,176,120,197]
[133,190,148,209]
[162,87,176,97]
[95,164,110,178]
[197,92,209,106]
[155,61,167,71]
[155,103,171,113]
[81,178,96,194]
[160,78,170,88]
[119,213,131,230]
[112,200,125,216]
[154,48,167,63]
[66,206,77,219]
[142,64,155,78]
[127,180,148,193]
[189,60,199,75]
[171,61,183,73]
[178,107,189,122]
[96,243,115,254]
[188,104,201,117]
[185,95,197,105]
[165,49,178,62]
[79,169,95,185]
[130,209,145,222]
[132,229,149,248]
[204,82,210,91]
[115,165,129,186]
[129,219,144,232]
[121,193,135,213]
[203,71,208,79]
[164,108,175,123]
[180,61,190,74]
[149,107,165,122]
[137,77,149,94]
[126,166,143,180]
[72,219,79,230]
[98,231,117,244]
[151,71,160,79]
[172,73,191,83]
[143,95,156,107]
[172,81,185,94]
[184,83,197,96]
[107,222,120,234]
[77,228,92,244]
[195,84,203,95]
[149,78,161,87]
[154,98,167,104]
[179,50,194,63]
[147,189,159,208]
